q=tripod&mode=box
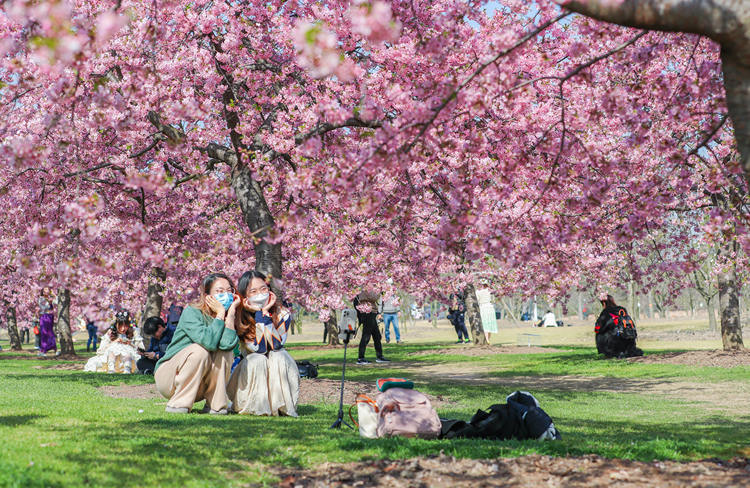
[330,330,356,429]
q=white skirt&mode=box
[227,350,300,417]
[479,303,498,333]
[83,337,139,373]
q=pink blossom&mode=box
[349,1,402,43]
[293,20,341,78]
[95,11,128,45]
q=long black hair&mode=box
[600,294,617,309]
[235,270,282,342]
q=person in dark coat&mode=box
[137,316,176,374]
[448,292,470,344]
[354,290,389,365]
[594,294,642,358]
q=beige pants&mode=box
[154,343,233,410]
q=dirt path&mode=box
[275,453,750,487]
[98,378,456,408]
[394,360,750,415]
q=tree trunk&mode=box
[646,290,653,319]
[721,49,750,181]
[230,163,282,281]
[325,312,340,346]
[500,297,520,326]
[628,281,636,317]
[707,296,718,331]
[140,267,166,327]
[554,302,564,323]
[431,301,438,328]
[55,288,75,356]
[635,294,641,320]
[717,262,745,351]
[5,304,22,351]
[464,284,487,345]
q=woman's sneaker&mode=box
[375,357,391,363]
[356,358,370,365]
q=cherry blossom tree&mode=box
[1,0,746,352]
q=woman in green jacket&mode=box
[155,272,240,414]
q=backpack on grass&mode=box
[376,387,441,439]
[296,360,318,378]
[605,308,637,340]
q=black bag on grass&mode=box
[440,391,561,441]
[296,360,318,378]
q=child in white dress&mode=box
[84,311,143,374]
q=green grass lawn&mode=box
[1,341,748,487]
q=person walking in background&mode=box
[378,281,402,344]
[86,317,99,352]
[38,288,57,357]
[448,292,470,344]
[32,319,40,350]
[476,287,498,343]
[354,290,389,365]
[20,322,30,344]
[166,303,183,328]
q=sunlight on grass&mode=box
[1,339,748,487]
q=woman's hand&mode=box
[262,291,277,315]
[205,295,226,320]
[224,294,241,330]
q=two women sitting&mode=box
[154,271,299,416]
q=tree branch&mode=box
[294,118,383,145]
[558,0,750,57]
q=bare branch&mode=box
[294,118,383,145]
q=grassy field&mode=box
[1,319,748,487]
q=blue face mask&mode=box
[214,292,234,310]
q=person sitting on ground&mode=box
[594,294,643,358]
[227,271,299,416]
[137,316,176,374]
[536,310,557,327]
[354,289,390,365]
[154,272,240,414]
[84,311,144,373]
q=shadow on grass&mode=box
[0,414,45,427]
[36,405,750,487]
[3,371,156,388]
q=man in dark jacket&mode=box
[448,292,470,344]
[594,294,642,358]
[137,317,177,374]
[354,290,390,365]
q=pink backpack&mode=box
[376,388,441,438]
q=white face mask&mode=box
[248,292,269,308]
